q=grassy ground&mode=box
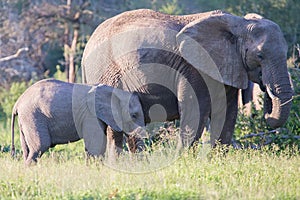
[1,122,300,200]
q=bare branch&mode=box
[290,67,300,72]
[0,47,29,62]
[240,130,278,139]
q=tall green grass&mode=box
[1,98,300,199]
[0,139,299,199]
[1,115,299,199]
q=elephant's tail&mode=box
[11,107,17,157]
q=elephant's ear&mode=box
[176,12,248,89]
[87,86,122,132]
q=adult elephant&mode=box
[81,9,293,151]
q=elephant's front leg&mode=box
[218,86,239,144]
[177,76,211,147]
[106,127,123,163]
[210,86,238,146]
[82,118,107,157]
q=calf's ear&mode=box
[87,86,122,132]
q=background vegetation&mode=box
[1,0,300,85]
[0,0,299,199]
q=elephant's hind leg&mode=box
[25,128,51,166]
[20,130,29,161]
[25,150,40,166]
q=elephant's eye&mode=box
[131,113,138,119]
[257,52,264,60]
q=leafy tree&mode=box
[159,0,183,14]
[0,81,29,126]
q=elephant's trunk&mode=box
[127,127,148,153]
[263,65,293,128]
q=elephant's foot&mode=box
[85,151,104,167]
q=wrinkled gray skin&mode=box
[11,79,145,165]
[241,75,293,116]
[81,9,293,149]
[240,81,264,115]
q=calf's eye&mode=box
[131,113,137,119]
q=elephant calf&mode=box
[11,79,146,165]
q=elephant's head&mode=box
[176,11,293,128]
[87,85,146,137]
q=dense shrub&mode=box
[0,81,29,127]
[234,68,300,149]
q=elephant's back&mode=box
[23,79,72,101]
[82,9,183,67]
[15,79,73,117]
[88,9,183,44]
[81,9,224,88]
[82,9,183,87]
[84,9,223,47]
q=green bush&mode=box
[0,81,30,127]
[51,65,67,82]
[234,68,300,149]
[286,68,300,134]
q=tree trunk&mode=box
[64,0,80,83]
[68,25,79,83]
[63,0,71,82]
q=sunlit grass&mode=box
[0,142,299,199]
[1,119,300,199]
[1,120,300,199]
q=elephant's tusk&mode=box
[266,85,293,107]
[266,85,277,100]
[280,97,293,107]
